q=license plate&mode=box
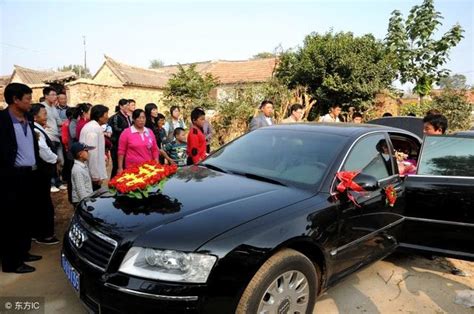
[61,254,80,293]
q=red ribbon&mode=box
[336,171,366,207]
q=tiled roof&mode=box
[97,55,171,88]
[157,58,278,84]
[11,65,76,85]
[97,56,278,88]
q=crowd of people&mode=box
[0,82,452,274]
[0,83,213,274]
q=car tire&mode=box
[236,248,319,314]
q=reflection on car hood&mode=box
[78,166,313,251]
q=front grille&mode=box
[68,216,118,271]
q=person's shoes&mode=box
[50,186,60,193]
[59,184,68,190]
[35,236,59,245]
[2,263,36,274]
[23,254,42,262]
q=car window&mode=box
[205,129,347,188]
[342,134,393,180]
[418,136,474,177]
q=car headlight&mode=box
[118,247,217,283]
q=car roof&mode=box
[453,130,474,137]
[263,122,417,139]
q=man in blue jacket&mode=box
[0,83,42,273]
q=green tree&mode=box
[57,64,91,78]
[386,0,464,98]
[431,90,472,132]
[164,64,219,117]
[149,59,165,69]
[252,52,276,59]
[437,74,467,89]
[276,31,395,114]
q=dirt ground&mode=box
[0,190,473,313]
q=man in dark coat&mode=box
[249,100,276,132]
[0,83,42,273]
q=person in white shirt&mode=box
[41,87,66,192]
[70,142,94,206]
[164,105,187,142]
[79,105,109,191]
[31,103,59,245]
[319,105,342,123]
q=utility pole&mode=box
[83,35,87,77]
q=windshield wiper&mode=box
[201,163,228,173]
[233,171,287,187]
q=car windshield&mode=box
[203,129,347,189]
[418,135,474,177]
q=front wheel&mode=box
[236,248,319,314]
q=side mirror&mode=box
[353,173,379,191]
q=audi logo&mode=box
[69,223,87,249]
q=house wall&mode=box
[93,65,124,86]
[66,82,166,112]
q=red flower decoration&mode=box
[108,161,178,198]
[384,185,397,207]
[336,171,366,207]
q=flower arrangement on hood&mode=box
[108,161,178,199]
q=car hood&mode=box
[78,166,313,251]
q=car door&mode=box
[331,132,404,279]
[401,135,474,261]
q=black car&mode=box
[61,123,474,314]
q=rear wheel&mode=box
[236,248,319,314]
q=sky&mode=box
[1,0,473,87]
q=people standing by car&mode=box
[57,91,70,122]
[41,87,65,192]
[187,107,208,165]
[352,112,363,123]
[62,107,77,203]
[164,127,188,166]
[79,105,109,191]
[70,142,94,207]
[249,100,275,131]
[109,99,131,178]
[75,103,92,141]
[0,83,41,273]
[31,103,59,245]
[282,103,304,123]
[145,103,161,142]
[164,106,187,142]
[423,114,448,135]
[319,104,342,123]
[128,99,136,114]
[117,109,162,172]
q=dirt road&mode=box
[1,191,472,313]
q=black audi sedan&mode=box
[61,123,474,313]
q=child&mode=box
[164,127,188,166]
[187,108,207,165]
[70,142,95,206]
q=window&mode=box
[342,134,393,180]
[418,136,474,177]
[205,129,347,188]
